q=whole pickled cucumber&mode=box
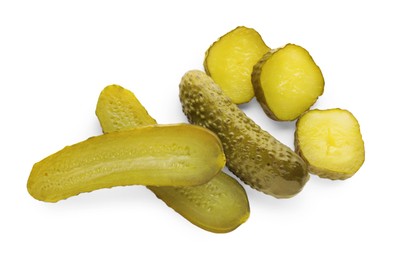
[27,124,225,202]
[179,70,309,198]
[96,85,249,233]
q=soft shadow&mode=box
[42,185,157,211]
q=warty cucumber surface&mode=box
[179,70,309,198]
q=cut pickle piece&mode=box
[179,70,309,198]
[27,124,225,202]
[204,26,271,104]
[252,44,324,121]
[96,85,250,233]
[295,108,365,180]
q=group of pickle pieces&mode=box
[27,26,365,233]
[204,26,365,180]
[27,85,250,233]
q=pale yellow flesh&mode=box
[260,44,324,120]
[296,109,365,179]
[27,124,225,202]
[205,26,270,104]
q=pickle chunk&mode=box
[96,85,249,233]
[295,109,365,180]
[179,70,309,198]
[204,26,270,104]
[252,44,324,121]
[27,124,225,202]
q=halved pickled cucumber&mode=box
[204,26,271,104]
[179,70,309,198]
[252,44,324,121]
[295,108,365,180]
[96,85,249,233]
[27,124,225,202]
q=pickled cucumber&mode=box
[149,173,249,233]
[95,84,155,133]
[27,124,225,202]
[179,70,309,198]
[204,26,270,104]
[295,108,365,180]
[252,44,324,121]
[96,85,249,233]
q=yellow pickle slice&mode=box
[252,44,324,121]
[27,124,225,202]
[295,108,365,180]
[204,26,271,104]
[95,85,250,233]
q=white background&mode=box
[1,0,395,259]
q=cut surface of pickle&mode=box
[204,26,270,104]
[295,108,365,180]
[252,44,324,121]
[95,84,250,233]
[27,124,225,202]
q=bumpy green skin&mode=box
[179,70,309,198]
[96,85,250,233]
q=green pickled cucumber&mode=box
[179,70,309,198]
[27,124,225,202]
[95,85,249,233]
